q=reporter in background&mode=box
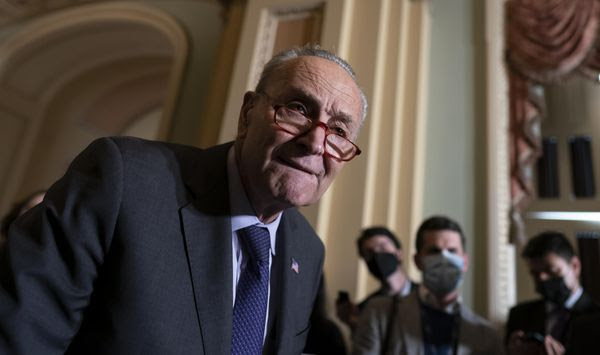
[506,231,600,355]
[336,227,415,332]
[353,216,503,355]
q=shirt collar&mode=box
[565,286,583,309]
[227,147,279,255]
[400,279,412,296]
[418,285,461,314]
[545,286,583,314]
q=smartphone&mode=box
[337,290,350,303]
[522,332,544,344]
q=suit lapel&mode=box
[266,210,321,354]
[180,143,233,354]
[266,212,300,352]
[399,292,424,355]
[457,307,473,355]
[572,292,595,314]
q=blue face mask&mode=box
[422,250,464,296]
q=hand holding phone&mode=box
[522,332,544,344]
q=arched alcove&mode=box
[0,1,188,215]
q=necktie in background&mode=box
[231,225,271,355]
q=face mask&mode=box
[535,277,571,305]
[366,252,399,280]
[422,250,464,296]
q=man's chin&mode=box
[273,188,319,208]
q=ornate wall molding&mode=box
[0,1,188,216]
[485,0,515,323]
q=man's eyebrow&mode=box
[281,87,319,106]
[283,88,357,124]
[329,111,354,126]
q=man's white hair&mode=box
[255,44,368,123]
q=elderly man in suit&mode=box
[352,216,503,355]
[506,231,600,355]
[0,45,367,354]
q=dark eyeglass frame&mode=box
[271,104,362,162]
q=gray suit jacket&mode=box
[352,291,504,355]
[0,137,324,354]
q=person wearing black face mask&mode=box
[335,226,416,333]
[506,231,600,355]
[352,216,503,355]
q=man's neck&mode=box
[419,286,460,314]
[383,269,408,295]
[435,291,459,310]
[232,146,287,223]
[255,209,283,224]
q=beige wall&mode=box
[141,0,224,147]
[421,0,486,313]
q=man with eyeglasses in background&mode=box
[0,45,367,354]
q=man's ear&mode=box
[571,256,581,278]
[414,253,423,272]
[396,249,404,264]
[237,91,259,138]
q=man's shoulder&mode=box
[282,208,323,247]
[364,290,419,314]
[459,305,503,353]
[357,289,387,310]
[100,136,231,160]
[574,291,600,313]
[460,304,493,327]
[85,136,233,176]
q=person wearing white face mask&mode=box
[352,216,503,355]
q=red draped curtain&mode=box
[505,0,600,244]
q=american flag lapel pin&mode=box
[291,258,299,274]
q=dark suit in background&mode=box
[567,312,600,355]
[0,137,324,354]
[506,292,600,347]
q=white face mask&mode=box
[422,249,464,296]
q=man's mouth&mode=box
[276,157,320,176]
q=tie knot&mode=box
[239,225,271,262]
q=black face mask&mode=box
[535,277,571,305]
[366,253,399,280]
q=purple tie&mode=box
[231,225,271,355]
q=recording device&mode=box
[337,290,350,303]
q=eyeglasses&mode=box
[272,104,362,162]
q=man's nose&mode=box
[538,272,550,281]
[297,121,327,155]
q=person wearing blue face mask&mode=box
[506,231,600,355]
[336,227,416,333]
[352,216,503,355]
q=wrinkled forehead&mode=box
[263,57,363,119]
